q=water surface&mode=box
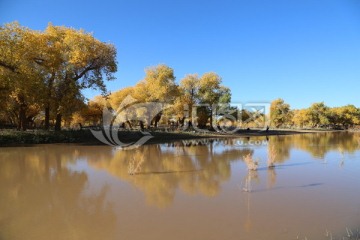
[0,132,359,240]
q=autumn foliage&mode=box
[1,22,359,132]
[0,22,116,130]
[270,99,360,129]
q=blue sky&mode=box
[1,0,360,109]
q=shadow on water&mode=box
[277,162,314,168]
[131,169,204,175]
[272,162,314,170]
[256,162,313,171]
[299,183,323,187]
[250,182,324,193]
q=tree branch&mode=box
[73,65,97,81]
[0,60,17,72]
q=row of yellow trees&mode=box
[270,99,360,129]
[2,22,358,131]
[75,64,231,130]
[0,22,117,130]
[1,22,232,131]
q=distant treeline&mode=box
[270,99,360,129]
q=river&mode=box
[0,132,359,240]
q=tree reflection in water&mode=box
[89,139,253,208]
[87,133,360,208]
[0,132,359,239]
[267,132,360,163]
[0,146,116,240]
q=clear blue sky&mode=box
[1,0,360,109]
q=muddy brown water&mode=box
[0,132,359,240]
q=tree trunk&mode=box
[153,112,162,128]
[18,95,27,131]
[19,105,27,131]
[45,75,55,130]
[44,105,50,130]
[55,113,62,131]
[126,120,133,129]
[139,121,144,131]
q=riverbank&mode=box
[0,129,212,146]
[0,128,344,147]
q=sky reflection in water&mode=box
[0,132,359,240]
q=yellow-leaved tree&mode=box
[0,22,117,131]
[40,24,117,130]
[196,72,231,128]
[132,64,178,128]
[0,22,44,130]
[270,98,292,128]
[175,74,199,125]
